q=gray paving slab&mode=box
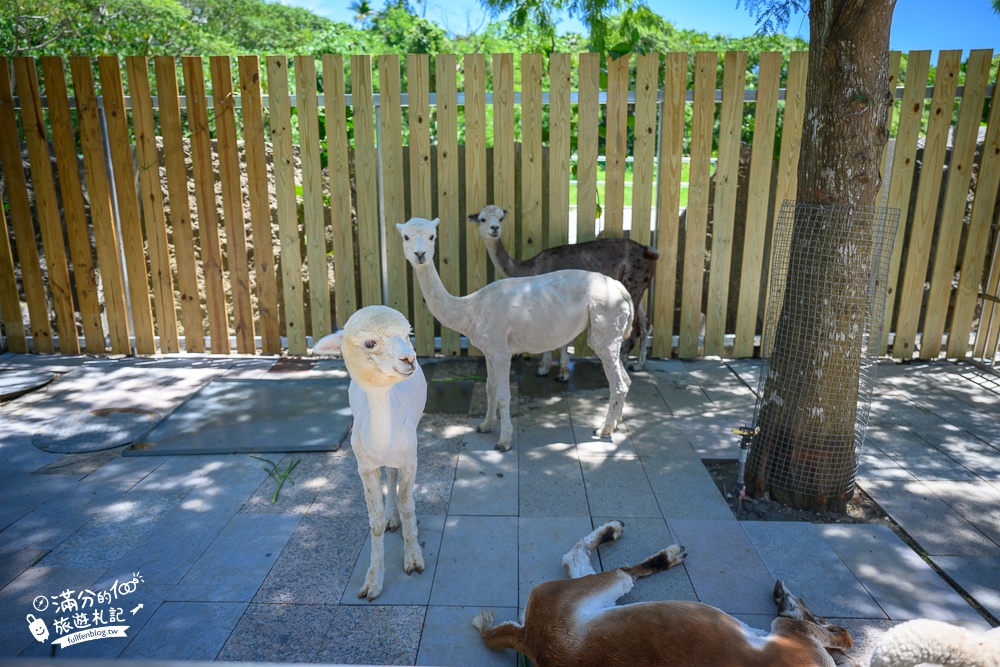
[667,519,777,615]
[32,408,164,454]
[340,514,445,606]
[919,480,1000,548]
[932,556,1000,621]
[169,513,302,602]
[863,433,980,481]
[429,516,518,607]
[417,605,519,667]
[642,454,735,520]
[579,455,661,518]
[860,479,999,556]
[518,442,589,518]
[449,449,519,516]
[675,408,753,460]
[932,432,1000,480]
[317,604,424,665]
[119,601,247,660]
[302,450,368,518]
[818,524,983,621]
[0,549,47,591]
[78,454,165,487]
[0,370,55,401]
[0,474,86,532]
[517,516,594,607]
[741,522,885,618]
[216,602,337,662]
[623,413,692,458]
[0,481,129,550]
[241,452,333,514]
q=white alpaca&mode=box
[870,619,1000,667]
[312,305,426,601]
[397,216,633,452]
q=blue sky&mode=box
[287,0,1000,57]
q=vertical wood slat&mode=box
[548,53,572,249]
[521,53,544,258]
[239,55,281,354]
[98,56,156,354]
[679,52,717,358]
[267,56,305,354]
[0,58,37,352]
[576,53,600,244]
[603,54,630,237]
[70,56,131,354]
[951,66,1000,359]
[976,235,1000,360]
[379,56,408,325]
[493,54,516,260]
[630,53,659,251]
[733,51,781,357]
[406,54,434,354]
[436,54,462,356]
[155,56,205,352]
[761,51,808,360]
[893,50,962,358]
[323,55,357,327]
[920,49,994,359]
[876,51,902,209]
[883,51,932,353]
[651,52,687,359]
[42,56,104,352]
[14,57,78,354]
[183,56,231,354]
[463,53,488,358]
[294,55,331,340]
[704,50,747,356]
[351,56,382,314]
[127,56,179,353]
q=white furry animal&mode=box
[473,521,857,667]
[397,216,633,452]
[869,619,1000,667]
[469,204,659,379]
[312,305,426,601]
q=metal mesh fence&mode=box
[749,201,900,500]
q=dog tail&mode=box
[473,611,528,654]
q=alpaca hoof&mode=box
[386,517,401,532]
[535,366,550,377]
[555,371,570,382]
[477,422,495,434]
[358,580,383,601]
[404,549,425,574]
[494,441,512,452]
[593,426,613,438]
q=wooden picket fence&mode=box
[1,51,998,366]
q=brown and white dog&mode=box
[473,521,856,667]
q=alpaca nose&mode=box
[489,225,500,236]
[414,250,426,263]
[400,352,415,365]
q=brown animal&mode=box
[473,521,856,667]
[469,205,659,379]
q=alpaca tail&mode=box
[472,611,529,655]
[869,619,996,667]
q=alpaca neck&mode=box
[485,236,528,278]
[360,384,393,450]
[412,262,474,334]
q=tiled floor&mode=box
[0,352,997,665]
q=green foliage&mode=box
[251,455,301,504]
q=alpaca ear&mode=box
[312,330,346,356]
[431,218,440,228]
[467,213,479,223]
[396,222,405,235]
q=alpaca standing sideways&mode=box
[870,619,1000,667]
[469,204,659,379]
[312,306,426,601]
[397,217,633,452]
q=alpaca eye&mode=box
[429,235,435,241]
[403,235,410,241]
[364,340,376,349]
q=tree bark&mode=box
[746,0,896,512]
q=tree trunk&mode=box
[746,0,896,512]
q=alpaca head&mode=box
[397,217,440,267]
[312,305,417,389]
[467,204,506,241]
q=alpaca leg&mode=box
[632,304,650,371]
[358,468,387,601]
[555,345,570,382]
[593,343,630,437]
[396,463,425,575]
[478,355,498,434]
[562,520,625,578]
[536,350,552,377]
[385,467,401,532]
[493,355,514,452]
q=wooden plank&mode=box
[406,54,434,355]
[975,234,1000,361]
[950,64,1000,359]
[70,56,130,354]
[378,55,408,326]
[155,56,204,353]
[651,52,687,359]
[352,55,382,311]
[920,50,993,359]
[893,50,962,359]
[436,53,461,356]
[14,57,78,354]
[294,55,331,342]
[463,53,487,357]
[733,51,781,357]
[630,52,658,250]
[679,52,717,358]
[42,56,103,352]
[126,55,179,354]
[323,54,357,327]
[548,53,572,249]
[238,55,281,355]
[183,56,230,354]
[492,54,516,261]
[0,58,34,352]
[267,56,305,354]
[98,55,156,354]
[876,51,902,209]
[603,53,630,238]
[576,52,600,244]
[521,53,543,258]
